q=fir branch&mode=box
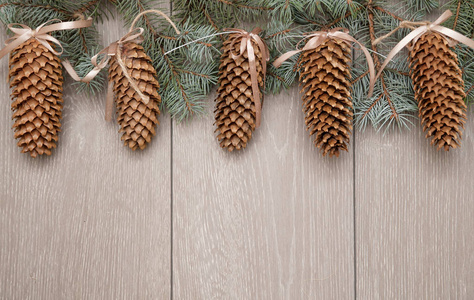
[0,0,105,94]
[467,84,473,95]
[373,6,404,21]
[173,0,269,30]
[350,70,369,84]
[162,47,194,114]
[264,28,292,40]
[366,4,399,121]
[213,0,272,11]
[113,0,222,120]
[202,7,220,33]
[457,45,474,105]
[443,1,474,105]
[290,0,434,130]
[453,0,461,30]
[75,0,102,16]
[0,2,71,16]
[403,0,438,16]
[444,0,474,36]
[326,6,364,28]
[165,0,471,126]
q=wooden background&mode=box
[1,2,473,299]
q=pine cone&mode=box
[409,32,467,150]
[9,38,63,158]
[108,42,161,150]
[298,38,353,157]
[215,33,264,152]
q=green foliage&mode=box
[0,0,105,94]
[263,22,303,94]
[457,45,474,105]
[444,0,474,37]
[155,21,220,121]
[71,46,107,95]
[112,0,221,120]
[173,0,269,30]
[404,0,439,15]
[169,0,474,129]
[0,0,472,127]
[170,0,307,117]
[444,0,474,104]
[285,0,426,131]
[352,56,417,131]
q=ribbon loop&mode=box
[273,28,376,98]
[63,24,149,122]
[65,9,180,121]
[224,27,269,128]
[375,10,474,81]
[0,17,93,59]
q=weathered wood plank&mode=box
[0,7,171,299]
[355,114,474,299]
[173,88,355,299]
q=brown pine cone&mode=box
[108,42,161,150]
[9,38,63,158]
[214,33,265,152]
[298,38,353,157]
[409,32,467,150]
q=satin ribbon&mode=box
[0,18,93,59]
[273,28,376,97]
[375,10,474,80]
[224,28,269,128]
[63,10,180,122]
[63,28,146,121]
[65,9,180,122]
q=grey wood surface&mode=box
[0,7,171,300]
[355,115,474,300]
[1,2,474,300]
[173,89,354,299]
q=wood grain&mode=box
[2,2,474,299]
[355,5,474,299]
[0,7,171,299]
[355,113,474,299]
[172,88,355,299]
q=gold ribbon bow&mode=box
[273,28,376,98]
[224,28,270,128]
[375,10,474,80]
[64,9,180,122]
[0,17,93,59]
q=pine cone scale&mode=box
[8,38,63,157]
[409,32,467,151]
[109,42,161,151]
[215,33,264,152]
[298,38,352,157]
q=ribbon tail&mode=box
[0,33,31,60]
[36,35,63,55]
[302,35,326,50]
[247,39,262,128]
[253,36,268,72]
[240,37,248,55]
[40,18,93,33]
[375,26,427,80]
[273,34,327,68]
[353,39,376,98]
[432,10,453,26]
[251,27,263,35]
[62,60,83,82]
[273,50,302,68]
[63,59,104,83]
[105,81,115,122]
[433,26,474,49]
